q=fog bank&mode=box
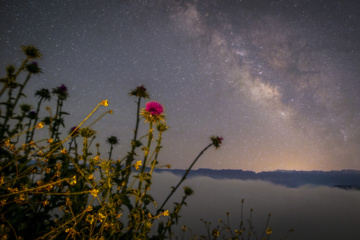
[149,172,360,240]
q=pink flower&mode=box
[145,101,164,116]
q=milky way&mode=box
[1,0,359,171]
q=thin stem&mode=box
[12,73,31,115]
[121,96,142,194]
[108,144,113,160]
[157,143,213,214]
[136,121,153,207]
[29,98,43,142]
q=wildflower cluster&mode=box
[0,46,225,239]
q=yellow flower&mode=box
[66,197,72,206]
[86,205,93,212]
[36,122,44,129]
[212,229,219,237]
[8,144,15,151]
[69,175,76,185]
[88,174,95,180]
[48,138,53,143]
[100,100,108,106]
[29,141,36,148]
[266,227,272,235]
[116,213,123,219]
[98,213,106,222]
[43,199,49,206]
[135,160,142,171]
[90,189,99,197]
[4,140,10,146]
[61,148,67,154]
[86,214,94,224]
[162,210,169,216]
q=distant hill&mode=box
[153,168,360,189]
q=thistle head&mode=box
[184,186,194,196]
[157,123,168,132]
[35,88,51,101]
[129,85,150,99]
[106,136,119,145]
[42,116,51,125]
[140,101,166,123]
[211,136,223,149]
[80,127,96,138]
[69,126,80,137]
[27,111,37,119]
[21,45,42,59]
[20,104,32,113]
[52,84,69,100]
[26,61,41,74]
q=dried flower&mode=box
[20,104,32,113]
[184,186,194,196]
[27,111,37,119]
[211,136,223,149]
[80,127,96,138]
[35,88,51,101]
[106,136,119,145]
[129,85,150,98]
[22,45,42,59]
[26,61,41,74]
[157,123,168,132]
[52,84,68,100]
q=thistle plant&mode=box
[0,46,226,240]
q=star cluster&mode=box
[1,0,359,171]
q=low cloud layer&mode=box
[150,172,360,240]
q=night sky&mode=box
[1,0,360,172]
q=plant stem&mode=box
[136,122,153,208]
[121,96,141,194]
[157,143,213,214]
